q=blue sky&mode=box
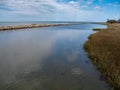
[0,0,120,22]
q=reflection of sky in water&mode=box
[0,24,110,90]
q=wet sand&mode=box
[84,23,120,90]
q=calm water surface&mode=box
[0,24,111,90]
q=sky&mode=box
[0,0,120,22]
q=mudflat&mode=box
[85,23,120,90]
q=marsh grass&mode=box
[92,28,106,31]
[92,28,102,31]
[84,24,120,90]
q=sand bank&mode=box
[0,23,73,31]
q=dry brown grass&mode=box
[85,24,120,90]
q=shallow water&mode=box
[0,24,111,90]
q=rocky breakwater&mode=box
[0,23,72,31]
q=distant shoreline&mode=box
[0,23,76,31]
[0,22,106,31]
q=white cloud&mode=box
[0,0,115,21]
[94,6,100,9]
[86,0,94,5]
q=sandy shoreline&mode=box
[84,23,120,90]
[0,22,106,31]
[0,23,74,31]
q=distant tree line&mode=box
[107,19,120,23]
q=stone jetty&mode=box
[0,23,73,31]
